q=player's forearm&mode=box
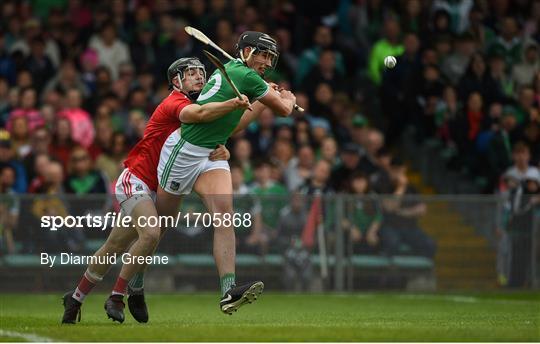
[180,99,239,123]
[278,98,295,116]
[232,101,266,135]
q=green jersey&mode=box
[182,59,269,148]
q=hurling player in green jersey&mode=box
[156,31,297,314]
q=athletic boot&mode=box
[104,294,125,323]
[220,281,264,315]
[127,287,148,323]
[61,291,81,324]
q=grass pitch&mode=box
[1,292,539,342]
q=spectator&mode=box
[310,83,334,119]
[284,144,315,192]
[466,5,495,49]
[378,161,436,258]
[6,87,43,133]
[57,88,95,148]
[231,162,250,195]
[330,143,362,192]
[270,139,295,176]
[370,148,394,193]
[24,36,55,94]
[130,22,158,74]
[8,116,31,159]
[358,129,385,177]
[486,112,518,188]
[251,159,289,253]
[435,85,461,143]
[0,165,19,253]
[279,193,313,292]
[296,25,346,87]
[451,92,484,163]
[486,53,513,104]
[505,168,540,287]
[298,159,333,195]
[513,86,536,126]
[345,171,382,254]
[80,48,99,93]
[232,138,255,184]
[368,17,404,86]
[319,136,339,168]
[431,0,474,34]
[27,153,50,193]
[503,142,540,182]
[512,41,539,90]
[301,49,346,98]
[457,53,489,102]
[89,21,131,80]
[0,30,16,85]
[95,132,127,183]
[22,126,51,183]
[441,33,476,85]
[44,59,89,98]
[0,130,27,193]
[50,117,74,172]
[29,160,85,253]
[64,146,108,195]
[246,108,275,157]
[488,16,522,68]
[0,77,10,126]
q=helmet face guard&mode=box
[249,44,279,69]
[236,31,279,69]
[167,57,206,92]
[175,65,206,90]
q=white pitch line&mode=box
[0,329,54,342]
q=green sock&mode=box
[220,273,235,296]
[128,271,145,292]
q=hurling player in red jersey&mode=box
[62,58,250,324]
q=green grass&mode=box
[1,292,539,342]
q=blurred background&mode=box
[0,0,539,293]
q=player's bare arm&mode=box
[254,87,295,116]
[180,95,250,123]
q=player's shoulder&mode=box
[227,59,259,77]
[155,91,190,116]
[161,91,190,107]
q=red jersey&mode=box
[124,91,191,191]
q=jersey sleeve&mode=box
[242,70,270,101]
[165,96,190,122]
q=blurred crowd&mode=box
[0,0,539,271]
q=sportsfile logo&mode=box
[40,212,252,231]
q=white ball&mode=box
[384,56,397,68]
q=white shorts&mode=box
[115,168,156,215]
[157,130,230,195]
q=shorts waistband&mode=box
[172,130,214,155]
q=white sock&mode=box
[72,288,86,303]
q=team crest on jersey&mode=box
[135,184,143,192]
[170,181,180,191]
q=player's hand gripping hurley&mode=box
[186,26,304,112]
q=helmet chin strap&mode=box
[240,47,256,64]
[177,72,183,90]
[174,74,200,101]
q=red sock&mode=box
[112,277,128,296]
[72,274,96,303]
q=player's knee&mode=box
[107,236,131,253]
